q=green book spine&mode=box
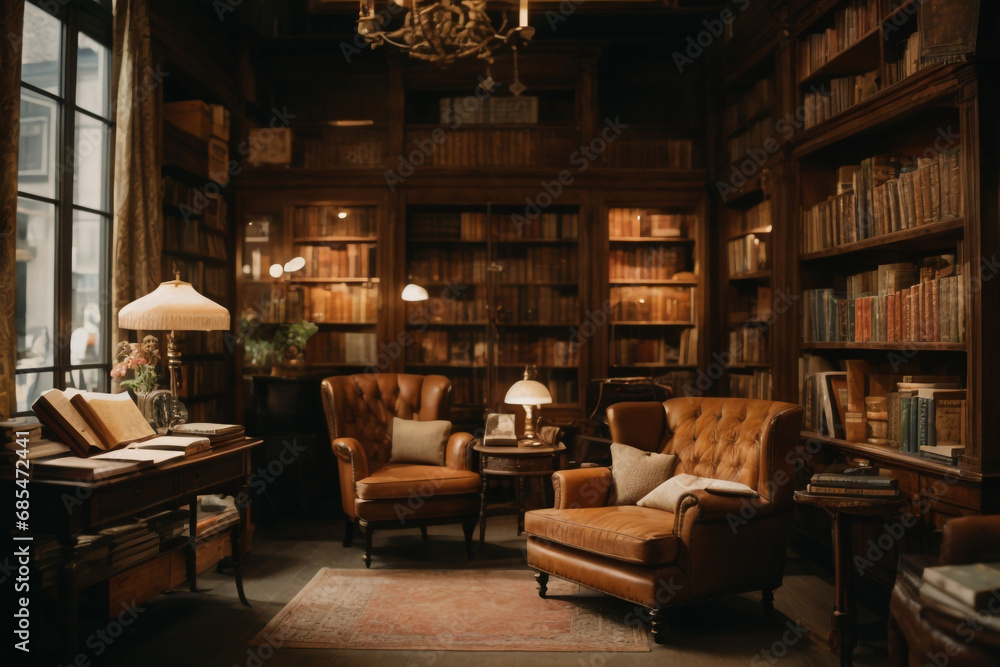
[918,397,929,447]
[927,398,937,446]
[910,396,921,452]
[900,397,912,452]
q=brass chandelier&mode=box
[357,0,534,66]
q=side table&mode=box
[794,490,904,667]
[473,442,565,545]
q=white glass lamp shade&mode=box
[504,380,552,406]
[118,279,230,332]
[401,283,429,302]
[283,256,306,273]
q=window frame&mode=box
[15,0,114,413]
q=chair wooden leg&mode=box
[361,520,373,569]
[342,517,355,548]
[535,571,549,599]
[650,606,666,644]
[420,525,428,541]
[462,517,475,559]
[762,589,775,615]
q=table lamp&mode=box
[118,274,230,421]
[504,366,552,447]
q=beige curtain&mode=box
[0,0,25,419]
[112,0,162,343]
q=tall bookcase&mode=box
[403,205,584,430]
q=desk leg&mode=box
[187,496,198,593]
[231,482,250,607]
[832,511,856,667]
[58,535,79,660]
[516,476,525,536]
[478,471,488,548]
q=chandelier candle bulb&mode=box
[519,0,528,27]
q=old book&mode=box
[93,448,185,466]
[169,423,243,437]
[934,393,966,448]
[32,455,150,481]
[923,563,1000,610]
[806,484,899,497]
[32,389,106,457]
[69,392,155,451]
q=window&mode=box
[15,0,113,413]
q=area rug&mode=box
[249,568,650,652]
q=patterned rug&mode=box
[250,568,650,652]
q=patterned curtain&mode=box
[0,0,25,419]
[111,0,162,343]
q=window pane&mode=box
[76,33,109,118]
[71,211,109,366]
[15,198,56,370]
[18,87,59,199]
[66,368,105,394]
[21,3,62,96]
[73,113,110,211]
[16,372,54,413]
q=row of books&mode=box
[608,209,693,239]
[293,243,377,279]
[290,205,376,239]
[731,199,772,235]
[409,211,580,242]
[410,330,487,366]
[609,247,690,282]
[730,286,773,324]
[728,117,776,165]
[729,370,773,400]
[164,216,228,261]
[304,331,377,366]
[176,360,227,398]
[656,370,699,399]
[612,337,681,367]
[797,0,880,80]
[162,176,228,233]
[203,266,227,304]
[295,284,378,324]
[727,233,769,277]
[610,286,694,323]
[407,297,485,325]
[802,148,963,253]
[410,247,580,284]
[885,388,966,457]
[601,137,695,170]
[729,324,769,364]
[402,127,581,169]
[723,77,775,135]
[300,126,388,169]
[806,468,901,499]
[498,336,580,368]
[439,95,539,125]
[803,71,878,130]
[495,286,579,325]
[884,31,922,87]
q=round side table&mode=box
[473,442,565,546]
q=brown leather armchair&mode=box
[321,373,480,567]
[524,397,802,642]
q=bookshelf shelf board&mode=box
[312,321,376,329]
[303,362,373,370]
[729,317,772,327]
[799,342,966,352]
[494,322,580,328]
[798,25,882,88]
[497,281,579,287]
[609,237,696,244]
[792,64,961,158]
[292,236,378,244]
[728,270,771,281]
[162,248,227,267]
[799,431,981,483]
[285,277,374,284]
[494,238,580,245]
[728,362,772,370]
[729,227,773,241]
[611,363,696,369]
[405,362,484,369]
[726,107,776,139]
[406,321,490,327]
[406,238,488,245]
[496,363,577,370]
[611,321,696,327]
[609,279,699,287]
[884,0,919,26]
[799,217,965,261]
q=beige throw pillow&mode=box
[610,443,678,505]
[637,473,758,513]
[389,417,451,466]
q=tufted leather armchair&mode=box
[524,396,802,643]
[321,373,480,567]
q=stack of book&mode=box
[196,496,241,543]
[100,521,160,572]
[920,562,1000,624]
[170,423,245,448]
[806,470,901,499]
[73,534,113,589]
[135,507,190,547]
[31,536,62,590]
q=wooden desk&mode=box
[474,442,565,545]
[21,438,262,655]
[795,491,904,667]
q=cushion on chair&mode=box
[637,473,758,513]
[609,443,678,505]
[355,463,481,500]
[389,417,451,466]
[524,506,678,565]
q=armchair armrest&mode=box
[674,489,777,536]
[333,437,370,486]
[941,515,1000,565]
[446,431,475,471]
[551,467,612,509]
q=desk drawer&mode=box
[483,455,555,475]
[181,455,244,492]
[99,475,176,520]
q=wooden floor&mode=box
[91,515,889,667]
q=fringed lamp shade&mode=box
[118,279,229,331]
